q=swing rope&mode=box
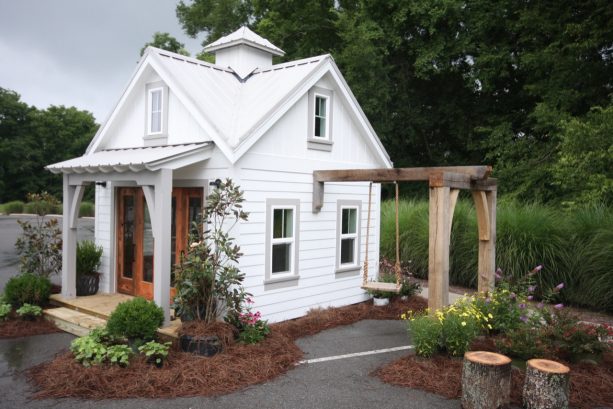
[361,181,401,293]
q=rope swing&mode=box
[361,181,402,293]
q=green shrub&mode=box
[106,344,133,366]
[3,273,51,307]
[441,309,480,357]
[16,303,42,319]
[77,240,103,276]
[3,200,24,214]
[382,200,613,312]
[138,341,171,365]
[70,333,108,367]
[79,201,95,217]
[0,303,11,320]
[406,312,441,357]
[106,297,164,341]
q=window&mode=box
[265,199,300,287]
[307,87,333,151]
[144,81,168,143]
[314,95,328,139]
[336,200,361,273]
[148,88,163,134]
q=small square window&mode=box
[337,202,360,271]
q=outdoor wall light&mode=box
[209,179,222,189]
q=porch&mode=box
[44,293,181,339]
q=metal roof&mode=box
[46,142,212,174]
[203,26,285,56]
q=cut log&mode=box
[461,351,512,409]
[523,359,570,409]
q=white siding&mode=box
[94,183,113,293]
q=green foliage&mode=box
[70,334,108,367]
[106,297,164,341]
[106,344,133,367]
[138,341,171,365]
[76,240,103,276]
[3,200,24,214]
[15,204,62,278]
[496,326,547,361]
[237,297,270,344]
[0,88,98,202]
[79,201,95,217]
[140,32,190,57]
[3,273,51,307]
[0,303,12,320]
[406,312,441,358]
[173,178,249,324]
[382,199,613,312]
[15,303,42,319]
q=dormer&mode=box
[203,26,285,79]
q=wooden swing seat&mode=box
[361,282,401,293]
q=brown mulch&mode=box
[375,347,613,409]
[0,314,60,339]
[179,321,238,349]
[27,296,427,399]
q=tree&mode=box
[0,87,98,202]
[140,32,190,56]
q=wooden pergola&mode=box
[312,166,497,312]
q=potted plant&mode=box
[368,289,394,306]
[76,240,103,296]
[173,179,249,357]
[399,276,421,301]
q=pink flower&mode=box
[537,302,544,309]
[554,303,564,309]
[535,265,543,272]
[527,295,534,301]
[509,292,516,300]
[555,283,564,291]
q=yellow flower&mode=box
[488,313,493,319]
[401,313,407,320]
[487,324,493,330]
[461,321,467,326]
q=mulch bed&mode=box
[375,338,613,409]
[27,296,427,399]
[0,313,61,339]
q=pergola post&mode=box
[61,175,84,298]
[152,168,173,325]
[472,188,497,293]
[428,185,452,311]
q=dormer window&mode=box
[307,87,333,151]
[144,82,169,144]
[148,87,163,134]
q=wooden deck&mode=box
[45,293,181,339]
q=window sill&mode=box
[143,134,168,147]
[307,138,333,152]
[264,275,300,290]
[335,266,361,278]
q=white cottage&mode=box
[47,27,392,324]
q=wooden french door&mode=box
[116,187,203,300]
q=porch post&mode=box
[428,185,451,312]
[153,168,172,325]
[61,175,77,298]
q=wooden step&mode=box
[44,307,107,337]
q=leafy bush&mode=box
[15,216,62,278]
[79,201,95,217]
[22,192,62,216]
[173,179,249,324]
[3,200,24,214]
[138,341,171,365]
[3,273,51,307]
[76,240,103,276]
[16,303,42,319]
[237,297,270,344]
[106,297,164,341]
[405,312,441,357]
[106,344,133,366]
[382,200,613,312]
[70,333,108,367]
[0,303,11,320]
[439,301,483,357]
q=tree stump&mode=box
[461,351,512,409]
[523,359,570,409]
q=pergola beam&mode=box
[314,166,492,183]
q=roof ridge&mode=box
[146,46,235,73]
[254,54,329,75]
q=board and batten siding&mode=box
[94,183,114,293]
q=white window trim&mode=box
[307,86,334,151]
[265,199,300,289]
[147,87,164,135]
[336,200,361,275]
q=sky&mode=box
[0,0,204,122]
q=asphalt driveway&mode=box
[0,319,460,409]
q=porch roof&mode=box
[46,142,212,174]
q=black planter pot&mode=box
[76,274,100,296]
[179,334,222,357]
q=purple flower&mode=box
[535,265,543,272]
[495,268,503,281]
[484,297,491,304]
[527,295,534,301]
[519,315,529,323]
[555,283,564,291]
[537,302,544,309]
[509,292,516,300]
[528,285,537,293]
[519,303,526,309]
[554,303,564,309]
